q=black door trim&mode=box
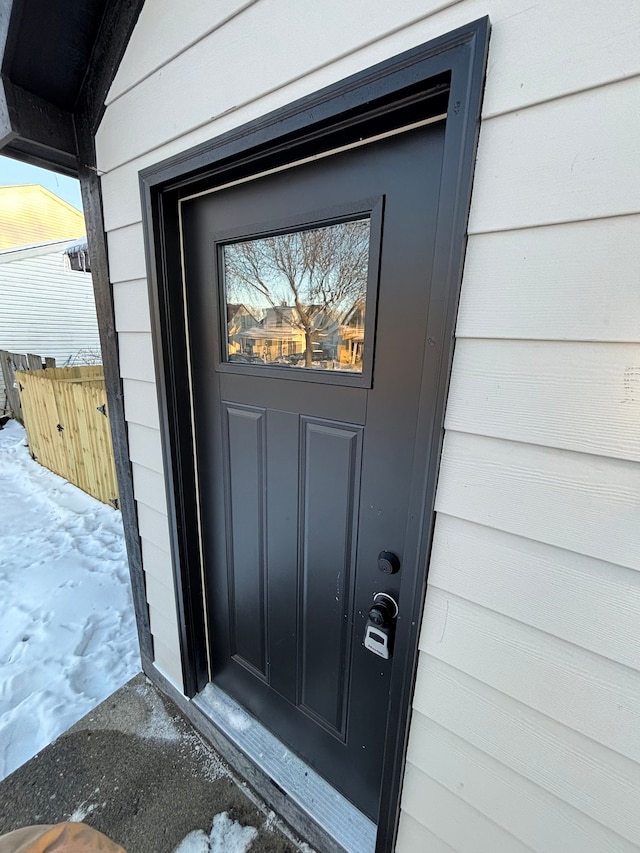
[140,18,489,852]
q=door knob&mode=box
[377,550,400,575]
[364,592,399,659]
[368,592,398,627]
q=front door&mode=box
[181,120,445,821]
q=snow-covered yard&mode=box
[0,419,140,780]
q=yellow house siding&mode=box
[0,185,85,249]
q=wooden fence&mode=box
[0,349,56,421]
[15,366,119,508]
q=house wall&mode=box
[96,1,640,849]
[0,241,101,406]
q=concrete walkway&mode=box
[0,674,311,852]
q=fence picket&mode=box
[0,349,56,421]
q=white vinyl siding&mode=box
[112,280,152,332]
[131,462,168,516]
[468,79,640,233]
[122,379,160,429]
[446,340,640,461]
[136,502,172,554]
[456,217,640,342]
[0,241,101,403]
[127,422,164,474]
[96,0,640,848]
[117,331,156,383]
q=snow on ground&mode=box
[0,419,141,780]
[173,812,258,853]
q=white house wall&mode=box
[96,1,640,849]
[0,242,101,402]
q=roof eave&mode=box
[0,0,145,176]
[0,74,78,175]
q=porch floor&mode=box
[0,673,310,852]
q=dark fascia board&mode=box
[140,16,489,853]
[74,0,147,136]
[0,137,78,176]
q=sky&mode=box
[0,155,83,211]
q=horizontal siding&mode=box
[122,379,160,429]
[429,515,640,671]
[445,339,640,461]
[0,251,101,366]
[407,711,638,853]
[99,0,465,172]
[136,501,171,554]
[414,656,640,846]
[128,422,164,472]
[395,813,455,853]
[152,635,183,688]
[140,535,180,674]
[113,279,151,332]
[464,0,640,118]
[107,0,256,102]
[140,535,172,579]
[107,224,146,282]
[457,215,640,342]
[118,332,155,383]
[149,601,179,642]
[145,570,176,622]
[421,588,640,765]
[132,461,168,515]
[401,763,534,853]
[435,431,640,572]
[468,76,640,234]
[96,0,640,176]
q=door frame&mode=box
[140,18,489,851]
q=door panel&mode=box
[182,121,445,819]
[299,417,362,738]
[222,403,267,678]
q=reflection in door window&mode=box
[222,218,370,372]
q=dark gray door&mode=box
[182,121,445,820]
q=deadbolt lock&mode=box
[377,550,400,575]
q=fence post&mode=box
[1,351,26,422]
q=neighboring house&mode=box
[239,305,340,364]
[339,300,365,367]
[226,303,258,356]
[0,238,100,411]
[241,305,305,361]
[0,186,99,412]
[0,4,639,853]
[0,185,85,249]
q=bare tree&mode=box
[223,219,370,366]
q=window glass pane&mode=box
[222,218,370,372]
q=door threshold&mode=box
[193,683,377,853]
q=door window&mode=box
[222,218,371,374]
